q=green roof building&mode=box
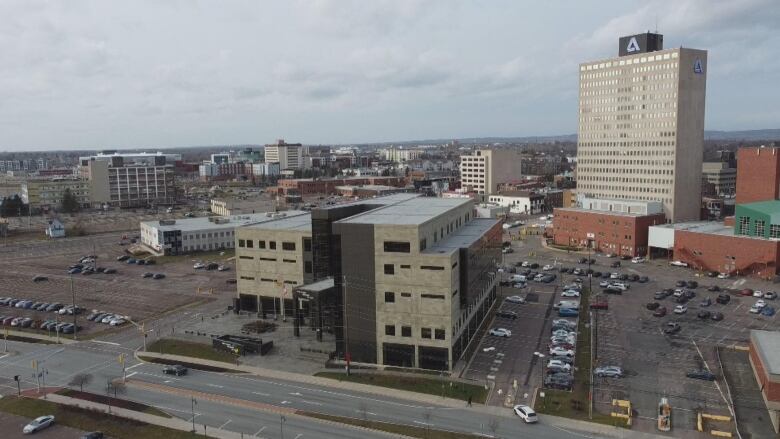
[735,200,780,239]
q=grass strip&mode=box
[0,396,210,438]
[301,411,484,439]
[57,389,172,418]
[146,338,238,363]
[138,355,243,373]
[314,371,488,404]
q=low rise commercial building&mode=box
[554,206,666,256]
[21,178,92,213]
[79,152,177,207]
[488,191,545,215]
[140,212,299,255]
[235,194,500,371]
[277,176,406,196]
[749,330,780,433]
[335,185,408,198]
[701,161,736,197]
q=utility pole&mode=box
[280,414,286,439]
[70,275,77,340]
[589,311,594,420]
[343,274,350,376]
[191,398,197,432]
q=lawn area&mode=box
[0,396,211,439]
[533,287,623,427]
[57,389,172,418]
[302,411,483,439]
[314,372,488,404]
[146,338,237,363]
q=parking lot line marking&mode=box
[253,426,266,437]
[294,434,303,439]
[206,383,224,389]
[252,391,270,396]
[218,419,231,429]
[90,340,120,346]
[126,372,138,378]
[126,363,144,370]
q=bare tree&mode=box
[358,401,368,422]
[68,374,92,392]
[110,380,127,398]
[422,411,432,439]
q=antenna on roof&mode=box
[654,15,658,33]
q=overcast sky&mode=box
[1,0,778,151]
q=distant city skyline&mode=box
[1,0,778,152]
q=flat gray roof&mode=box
[555,207,658,218]
[752,330,780,376]
[242,212,312,232]
[141,212,306,233]
[424,218,499,255]
[653,221,736,237]
[337,197,472,226]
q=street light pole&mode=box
[191,397,197,432]
[70,275,77,340]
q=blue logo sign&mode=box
[694,59,704,74]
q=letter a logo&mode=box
[626,37,640,53]
[693,59,704,74]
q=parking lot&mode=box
[457,216,780,436]
[0,232,236,337]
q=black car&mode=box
[152,273,165,279]
[496,310,518,319]
[578,258,588,264]
[675,295,689,304]
[707,285,721,292]
[603,287,623,295]
[686,370,716,381]
[638,276,649,283]
[646,302,660,310]
[529,263,539,269]
[676,280,687,287]
[163,365,188,376]
[559,267,569,273]
[499,281,513,287]
[81,432,104,439]
[686,281,699,289]
[697,310,711,319]
[629,274,640,282]
[620,255,631,260]
[663,322,681,335]
[684,290,696,299]
[206,263,220,270]
[32,275,48,282]
[711,311,724,321]
[618,274,628,281]
[226,279,237,284]
[610,261,621,268]
[592,271,602,278]
[716,294,731,304]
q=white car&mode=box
[599,280,610,288]
[101,315,116,324]
[670,260,689,267]
[754,290,764,298]
[23,415,55,434]
[755,299,767,309]
[489,328,512,337]
[750,305,761,314]
[506,295,525,304]
[109,318,127,326]
[631,257,645,264]
[609,283,629,291]
[717,273,730,279]
[521,261,531,267]
[610,272,620,279]
[542,264,554,271]
[551,330,575,340]
[193,262,205,269]
[547,359,572,371]
[564,284,582,291]
[561,290,580,298]
[513,404,538,423]
[513,283,526,289]
[674,305,688,314]
[549,346,574,357]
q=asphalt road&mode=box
[0,340,611,439]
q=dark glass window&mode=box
[401,326,411,337]
[385,325,395,336]
[282,242,296,251]
[385,292,395,303]
[384,264,394,275]
[383,241,410,253]
[421,328,431,339]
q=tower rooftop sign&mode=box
[619,32,663,56]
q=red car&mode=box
[740,289,753,296]
[590,301,608,310]
[1,316,16,326]
[653,307,667,317]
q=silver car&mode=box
[594,366,624,378]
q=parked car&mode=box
[631,257,645,264]
[638,276,649,283]
[716,294,731,304]
[766,292,778,300]
[557,308,579,317]
[756,299,767,309]
[109,318,127,326]
[594,366,624,378]
[505,295,525,304]
[754,290,764,298]
[674,305,688,314]
[711,312,724,321]
[67,267,82,274]
[740,289,754,296]
[706,271,718,278]
[561,290,580,298]
[686,281,699,289]
[542,264,554,271]
[513,405,538,423]
[496,310,518,319]
[547,359,572,372]
[217,265,230,272]
[126,258,137,264]
[23,415,55,434]
[761,306,776,317]
[717,273,731,279]
[205,263,219,270]
[697,310,711,319]
[152,273,165,279]
[142,272,154,278]
[116,255,130,261]
[81,432,105,439]
[193,262,205,269]
[700,298,712,307]
[549,347,574,357]
[707,285,721,292]
[544,373,573,390]
[590,300,608,310]
[32,275,48,282]
[686,370,716,381]
[670,260,689,267]
[489,328,512,337]
[654,291,670,300]
[103,268,117,274]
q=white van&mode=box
[510,274,527,282]
[553,300,580,310]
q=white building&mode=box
[488,191,545,215]
[459,149,523,195]
[381,147,422,163]
[140,212,305,255]
[575,32,707,222]
[251,162,281,177]
[79,152,178,207]
[264,140,303,170]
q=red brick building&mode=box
[749,330,780,433]
[736,146,780,204]
[672,227,780,277]
[553,208,666,256]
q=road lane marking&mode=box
[253,426,266,436]
[91,340,120,346]
[289,392,302,396]
[126,372,138,378]
[207,384,224,389]
[252,391,270,396]
[302,400,322,406]
[126,363,144,370]
[218,419,231,429]
[414,421,431,426]
[294,434,303,439]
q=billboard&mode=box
[618,32,663,57]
